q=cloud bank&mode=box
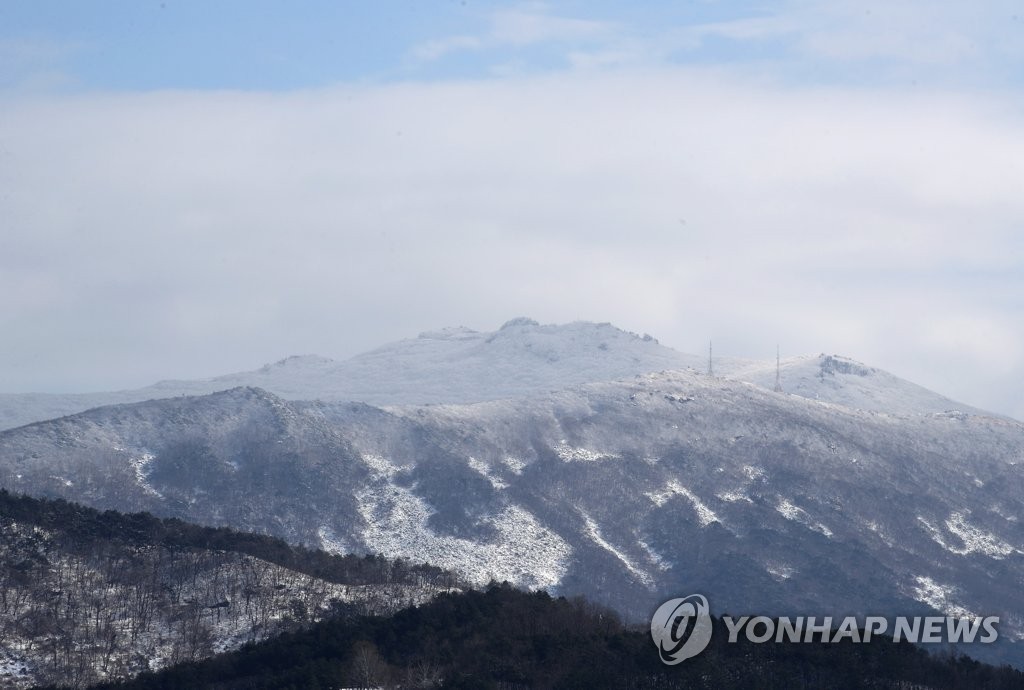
[1,64,1022,418]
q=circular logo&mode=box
[650,594,713,664]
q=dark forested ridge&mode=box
[86,584,1024,690]
[0,489,458,589]
[0,491,459,688]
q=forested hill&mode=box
[0,489,459,589]
[85,584,1024,690]
[0,491,459,688]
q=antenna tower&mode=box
[773,344,783,393]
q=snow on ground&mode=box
[0,520,382,689]
[501,455,528,474]
[912,576,977,619]
[765,562,796,582]
[742,465,765,480]
[362,453,401,478]
[0,650,32,688]
[554,441,617,463]
[646,480,720,526]
[715,465,763,504]
[579,510,654,588]
[945,512,1019,557]
[863,519,897,548]
[466,456,509,489]
[1,319,1005,435]
[776,499,833,537]
[356,464,570,589]
[317,525,353,554]
[637,538,672,571]
[725,354,995,418]
[991,504,1018,522]
[129,451,162,498]
[917,513,1019,558]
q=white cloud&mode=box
[489,4,612,46]
[785,0,994,65]
[405,1,1024,88]
[411,35,483,62]
[409,2,615,65]
[0,69,1021,420]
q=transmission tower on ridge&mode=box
[707,340,714,377]
[773,344,784,393]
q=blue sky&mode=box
[1,2,1023,420]
[3,1,1022,91]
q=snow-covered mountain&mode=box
[0,319,998,431]
[730,353,994,418]
[1,374,1021,666]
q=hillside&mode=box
[85,584,1024,690]
[0,491,457,688]
[1,373,1021,667]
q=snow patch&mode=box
[128,452,162,498]
[0,649,32,687]
[912,576,976,618]
[776,499,833,537]
[946,512,1017,557]
[501,455,528,475]
[362,453,401,479]
[637,539,672,571]
[742,465,765,480]
[646,480,719,526]
[864,520,896,548]
[579,510,654,588]
[356,481,570,589]
[765,562,796,581]
[466,456,508,490]
[918,513,1018,558]
[554,441,616,463]
[991,505,1018,523]
[317,525,352,554]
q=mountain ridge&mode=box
[1,373,1021,665]
[0,319,999,431]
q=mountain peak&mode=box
[0,319,1002,430]
[498,316,540,330]
[259,354,336,372]
[416,326,480,340]
[486,319,658,346]
[817,354,874,378]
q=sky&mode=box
[1,1,1022,420]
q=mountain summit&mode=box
[0,319,996,430]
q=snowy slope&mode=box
[1,379,1022,665]
[0,514,448,689]
[0,318,1004,431]
[727,353,995,418]
[0,320,704,429]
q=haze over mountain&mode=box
[0,319,997,431]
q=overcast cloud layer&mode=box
[1,2,1022,420]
